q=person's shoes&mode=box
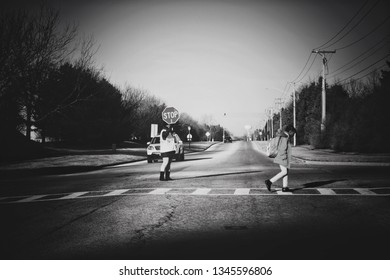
[165,171,173,181]
[265,179,272,191]
[282,187,290,192]
[159,172,165,181]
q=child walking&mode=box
[265,124,297,192]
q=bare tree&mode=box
[0,4,83,139]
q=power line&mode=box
[321,0,381,50]
[290,52,314,83]
[295,54,318,83]
[282,0,388,114]
[329,36,390,79]
[339,63,388,86]
[292,1,376,85]
[314,0,370,50]
[335,14,390,50]
[337,53,390,83]
[294,11,389,85]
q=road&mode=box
[1,141,390,260]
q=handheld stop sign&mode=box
[162,107,180,124]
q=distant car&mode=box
[224,136,232,143]
[146,134,185,163]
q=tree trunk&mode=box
[26,105,32,140]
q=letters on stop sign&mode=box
[163,111,178,119]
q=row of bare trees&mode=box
[0,5,227,160]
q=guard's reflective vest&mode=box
[160,129,176,153]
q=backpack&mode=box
[266,136,282,158]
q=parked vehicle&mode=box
[146,134,185,163]
[224,136,233,143]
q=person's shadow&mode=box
[288,179,347,192]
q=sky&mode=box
[2,0,389,136]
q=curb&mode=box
[252,141,390,167]
[293,158,390,167]
[0,158,148,178]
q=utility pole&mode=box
[312,49,336,133]
[292,82,296,146]
[265,108,274,138]
[222,113,226,143]
[275,98,284,130]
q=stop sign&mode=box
[162,107,180,124]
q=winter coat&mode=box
[273,132,292,168]
[160,129,176,153]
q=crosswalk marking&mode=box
[149,188,171,195]
[103,189,129,196]
[59,192,89,200]
[276,191,293,195]
[17,195,47,203]
[234,188,250,195]
[318,189,336,195]
[354,188,375,195]
[192,188,211,195]
[0,187,388,204]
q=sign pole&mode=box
[187,126,191,150]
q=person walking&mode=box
[159,124,177,181]
[265,124,297,192]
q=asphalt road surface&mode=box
[1,141,390,260]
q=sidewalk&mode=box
[253,141,390,166]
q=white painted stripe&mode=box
[192,188,211,195]
[355,189,376,195]
[234,188,250,195]
[149,188,171,195]
[276,191,293,195]
[59,192,89,200]
[4,188,390,204]
[17,195,47,203]
[318,189,336,195]
[103,189,129,196]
